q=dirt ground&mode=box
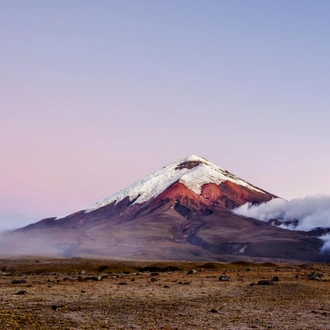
[0,258,330,329]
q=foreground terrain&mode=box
[1,257,330,329]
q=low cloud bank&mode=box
[233,195,330,231]
[233,195,330,251]
[0,230,60,257]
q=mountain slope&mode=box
[7,155,328,262]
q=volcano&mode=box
[6,155,327,262]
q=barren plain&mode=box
[1,257,330,329]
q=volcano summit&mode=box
[6,155,328,262]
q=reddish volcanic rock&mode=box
[154,180,272,212]
[200,183,222,204]
[156,182,200,202]
[219,181,275,209]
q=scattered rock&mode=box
[164,285,170,288]
[79,270,86,275]
[309,272,323,281]
[12,279,27,284]
[118,282,128,285]
[257,280,274,286]
[210,308,218,313]
[151,278,158,282]
[81,276,102,281]
[187,269,197,275]
[51,305,68,311]
[219,275,231,281]
[15,290,27,295]
[272,276,279,282]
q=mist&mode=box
[233,195,330,251]
[0,229,61,257]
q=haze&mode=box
[1,1,330,229]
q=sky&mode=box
[1,1,330,229]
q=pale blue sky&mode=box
[1,1,330,228]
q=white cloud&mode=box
[233,195,330,251]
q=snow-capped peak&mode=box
[85,155,266,213]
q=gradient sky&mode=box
[1,1,330,229]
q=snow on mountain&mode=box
[85,155,266,213]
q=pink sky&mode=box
[1,1,330,229]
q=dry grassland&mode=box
[1,258,330,329]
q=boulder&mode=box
[219,275,231,281]
[309,272,322,281]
